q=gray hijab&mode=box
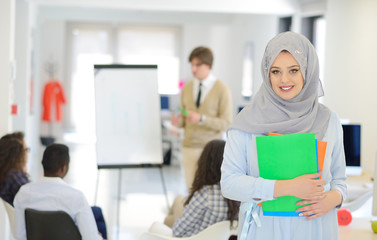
[230,31,330,140]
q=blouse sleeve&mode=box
[328,113,348,205]
[10,172,29,202]
[220,129,276,202]
[172,189,207,237]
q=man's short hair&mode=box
[189,46,214,68]
[42,144,70,175]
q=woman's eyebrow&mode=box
[270,65,300,69]
[288,65,300,68]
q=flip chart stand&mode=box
[94,164,169,240]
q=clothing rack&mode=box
[45,61,58,80]
[40,60,59,146]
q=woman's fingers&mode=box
[295,194,329,220]
[308,172,322,179]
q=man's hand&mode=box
[186,110,201,124]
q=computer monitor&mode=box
[160,96,169,110]
[342,124,361,175]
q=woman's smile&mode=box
[280,85,295,92]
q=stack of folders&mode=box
[256,132,327,217]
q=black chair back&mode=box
[25,208,82,240]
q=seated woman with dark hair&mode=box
[0,133,108,239]
[0,137,30,206]
[150,139,240,238]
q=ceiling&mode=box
[29,0,302,15]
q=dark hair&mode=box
[42,144,70,176]
[0,138,26,185]
[189,46,214,68]
[185,139,240,227]
[1,131,25,141]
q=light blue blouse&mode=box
[221,111,347,240]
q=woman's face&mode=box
[269,51,304,100]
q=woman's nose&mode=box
[281,73,289,83]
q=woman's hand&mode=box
[289,172,326,199]
[295,189,342,220]
[274,172,325,199]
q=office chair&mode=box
[25,208,82,240]
[1,197,17,240]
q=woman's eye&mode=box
[290,69,299,73]
[271,70,280,74]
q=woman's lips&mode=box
[280,86,294,92]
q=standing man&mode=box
[172,46,232,190]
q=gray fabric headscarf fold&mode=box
[230,31,330,140]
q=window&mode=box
[241,42,254,98]
[66,24,113,137]
[313,17,326,88]
[301,16,326,85]
[66,23,180,137]
[117,26,180,95]
[279,16,292,33]
[301,16,326,101]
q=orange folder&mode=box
[257,132,327,207]
[317,140,327,173]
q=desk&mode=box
[339,200,377,239]
[345,173,373,202]
[339,218,377,239]
[339,174,377,239]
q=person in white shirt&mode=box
[14,143,103,240]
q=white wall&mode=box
[13,0,42,178]
[36,6,279,120]
[227,15,279,109]
[13,0,31,133]
[324,0,377,174]
[19,1,377,176]
[0,0,15,136]
[0,0,15,238]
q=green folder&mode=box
[256,133,318,216]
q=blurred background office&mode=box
[1,0,377,239]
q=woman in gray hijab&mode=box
[221,32,347,240]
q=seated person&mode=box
[14,143,104,240]
[0,133,30,205]
[151,139,240,237]
[0,134,107,239]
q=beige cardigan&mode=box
[180,79,232,148]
